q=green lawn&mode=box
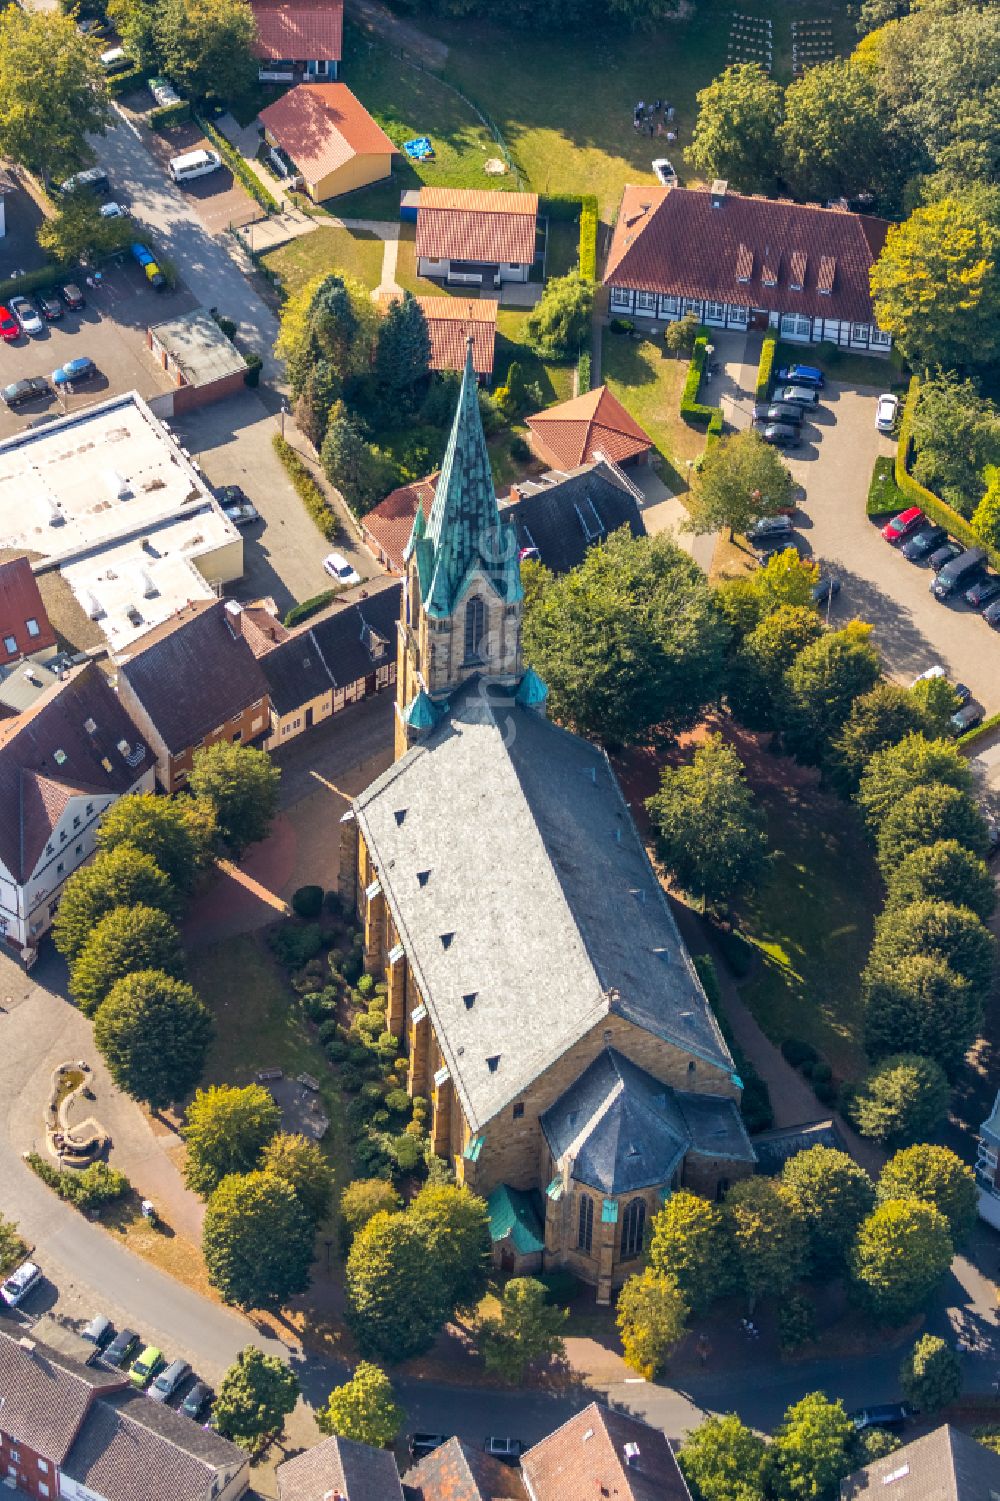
[261,226,386,295]
[732,785,880,1082]
[602,330,703,493]
[543,218,579,280]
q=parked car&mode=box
[929,539,964,573]
[60,283,86,311]
[901,524,947,562]
[11,296,44,336]
[748,514,793,540]
[99,201,130,219]
[812,574,841,606]
[58,166,110,196]
[52,356,98,388]
[2,377,51,408]
[35,292,63,322]
[81,1314,113,1349]
[484,1437,525,1464]
[774,384,820,407]
[180,1381,213,1422]
[130,243,166,289]
[149,1358,191,1403]
[149,76,181,107]
[850,1404,910,1435]
[777,363,825,388]
[875,393,899,433]
[652,158,677,186]
[222,497,259,527]
[755,538,804,564]
[0,1260,42,1307]
[322,551,361,585]
[881,507,924,544]
[911,665,946,687]
[408,1434,450,1460]
[129,1345,163,1389]
[77,16,109,36]
[753,401,803,425]
[0,305,19,341]
[752,420,801,448]
[931,546,987,600]
[965,576,1000,609]
[100,46,131,73]
[984,598,1000,629]
[102,1329,140,1369]
[950,703,984,735]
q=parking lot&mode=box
[123,106,259,237]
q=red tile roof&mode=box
[260,83,395,184]
[379,294,498,376]
[404,1437,526,1501]
[526,385,653,468]
[251,0,343,61]
[361,473,438,574]
[415,188,538,267]
[605,184,889,324]
[0,556,56,662]
[521,1403,691,1501]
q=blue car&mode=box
[777,363,825,389]
[52,356,98,387]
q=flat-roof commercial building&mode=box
[0,392,242,653]
[147,308,248,414]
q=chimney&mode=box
[508,484,521,504]
[711,179,728,209]
[624,1442,641,1467]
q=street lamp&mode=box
[279,399,288,439]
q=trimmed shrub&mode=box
[292,885,324,919]
[755,334,777,402]
[273,434,340,544]
[0,265,68,302]
[283,590,337,628]
[578,195,598,281]
[609,317,633,335]
[509,434,530,461]
[269,921,323,969]
[107,65,147,98]
[681,333,723,434]
[150,99,192,130]
[781,1037,819,1068]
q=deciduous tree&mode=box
[678,1413,768,1501]
[647,1190,732,1315]
[782,622,882,766]
[339,1179,402,1240]
[885,840,996,923]
[856,734,973,833]
[0,8,110,181]
[213,1346,300,1449]
[766,1391,856,1501]
[781,1147,875,1275]
[53,844,180,962]
[664,312,701,358]
[877,1144,977,1243]
[972,467,1000,551]
[480,1276,568,1382]
[723,1177,808,1311]
[846,1053,951,1146]
[910,375,1000,517]
[320,401,394,518]
[851,1199,953,1324]
[689,64,784,194]
[346,1211,448,1363]
[93,970,213,1111]
[780,60,892,204]
[869,898,996,994]
[259,1133,334,1226]
[900,1333,962,1413]
[875,783,992,873]
[407,1184,491,1311]
[203,1170,315,1308]
[183,1084,281,1197]
[829,683,930,795]
[189,742,280,856]
[96,793,214,893]
[687,429,795,542]
[646,735,767,906]
[37,191,132,265]
[155,0,256,103]
[317,1361,404,1447]
[714,550,818,639]
[69,904,184,1018]
[525,272,594,359]
[728,604,823,730]
[0,1215,27,1278]
[863,953,979,1075]
[615,1271,688,1380]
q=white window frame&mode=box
[635,290,656,312]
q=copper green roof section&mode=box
[487,1183,545,1256]
[401,688,441,730]
[415,338,522,619]
[515,667,548,708]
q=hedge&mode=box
[577,348,591,394]
[867,454,906,518]
[0,265,67,301]
[681,330,724,439]
[196,115,280,215]
[273,433,340,542]
[958,709,1000,750]
[150,99,191,130]
[107,65,147,98]
[755,334,777,402]
[282,592,336,629]
[896,376,1000,573]
[539,191,599,280]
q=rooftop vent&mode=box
[101,756,113,774]
[417,870,430,888]
[652,947,670,963]
[84,717,97,735]
[440,932,455,950]
[882,1466,909,1487]
[18,1337,35,1352]
[630,888,646,905]
[137,568,157,600]
[82,590,104,622]
[104,468,130,501]
[225,599,242,617]
[394,809,407,826]
[486,1055,500,1072]
[582,1428,595,1443]
[624,1442,641,1467]
[117,739,131,757]
[463,992,477,1009]
[711,178,728,208]
[53,748,67,765]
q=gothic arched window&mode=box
[620,1197,646,1260]
[464,595,486,663]
[577,1193,594,1254]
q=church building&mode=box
[339,343,755,1301]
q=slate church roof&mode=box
[353,681,735,1132]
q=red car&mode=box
[0,306,19,342]
[881,506,924,544]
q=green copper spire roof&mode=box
[407,338,522,619]
[515,667,548,707]
[402,688,442,730]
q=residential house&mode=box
[839,1425,1000,1500]
[262,585,400,747]
[975,1089,1000,1229]
[341,346,754,1301]
[0,663,154,952]
[276,1433,404,1501]
[259,83,395,203]
[526,385,653,471]
[414,188,539,288]
[403,1438,527,1501]
[0,558,56,665]
[521,1403,692,1501]
[250,0,342,82]
[604,180,891,350]
[114,599,270,792]
[381,294,498,381]
[361,475,440,575]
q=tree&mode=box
[525,272,595,359]
[900,1334,962,1413]
[320,402,393,518]
[106,0,159,70]
[863,954,979,1075]
[781,1147,875,1275]
[850,1199,953,1324]
[52,844,180,962]
[0,1214,27,1278]
[213,1346,300,1449]
[154,0,256,103]
[294,359,343,448]
[664,312,701,358]
[69,904,183,1018]
[829,683,930,794]
[407,1184,491,1311]
[846,1054,951,1146]
[779,60,892,204]
[678,1413,768,1501]
[340,1178,402,1240]
[189,742,280,856]
[614,1271,688,1380]
[908,674,964,739]
[93,970,212,1111]
[885,840,996,923]
[97,793,214,893]
[317,1361,404,1447]
[782,622,882,766]
[647,1190,732,1315]
[521,530,729,748]
[687,429,795,542]
[728,604,824,730]
[646,735,767,907]
[183,1083,281,1197]
[877,1144,977,1243]
[374,293,431,410]
[870,196,1000,370]
[856,734,973,834]
[0,8,109,181]
[258,1133,334,1226]
[766,1391,856,1501]
[37,191,132,265]
[480,1276,568,1381]
[869,899,996,995]
[689,64,784,193]
[203,1170,315,1308]
[857,1427,903,1465]
[714,550,818,639]
[972,467,1000,551]
[346,1211,448,1363]
[875,783,992,874]
[910,375,999,517]
[723,1177,808,1311]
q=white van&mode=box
[168,149,222,184]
